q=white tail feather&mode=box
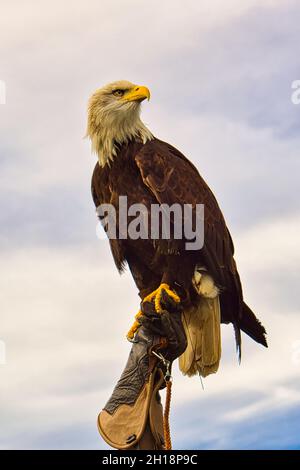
[179,296,221,377]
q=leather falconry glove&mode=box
[138,289,187,362]
[97,290,187,450]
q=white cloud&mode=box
[0,0,292,195]
[0,244,137,447]
[236,213,300,270]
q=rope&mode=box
[163,379,172,450]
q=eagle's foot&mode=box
[126,284,180,342]
[143,283,180,314]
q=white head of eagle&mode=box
[86,80,153,167]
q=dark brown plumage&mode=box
[91,137,267,354]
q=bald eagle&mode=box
[87,80,267,377]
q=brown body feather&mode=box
[91,137,267,352]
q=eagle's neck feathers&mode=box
[87,105,153,167]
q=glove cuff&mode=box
[97,328,167,449]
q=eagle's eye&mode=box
[112,89,125,97]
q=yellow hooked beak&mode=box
[123,85,150,102]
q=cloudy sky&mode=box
[1,0,300,450]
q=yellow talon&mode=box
[143,283,180,314]
[126,309,142,341]
[126,284,180,341]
